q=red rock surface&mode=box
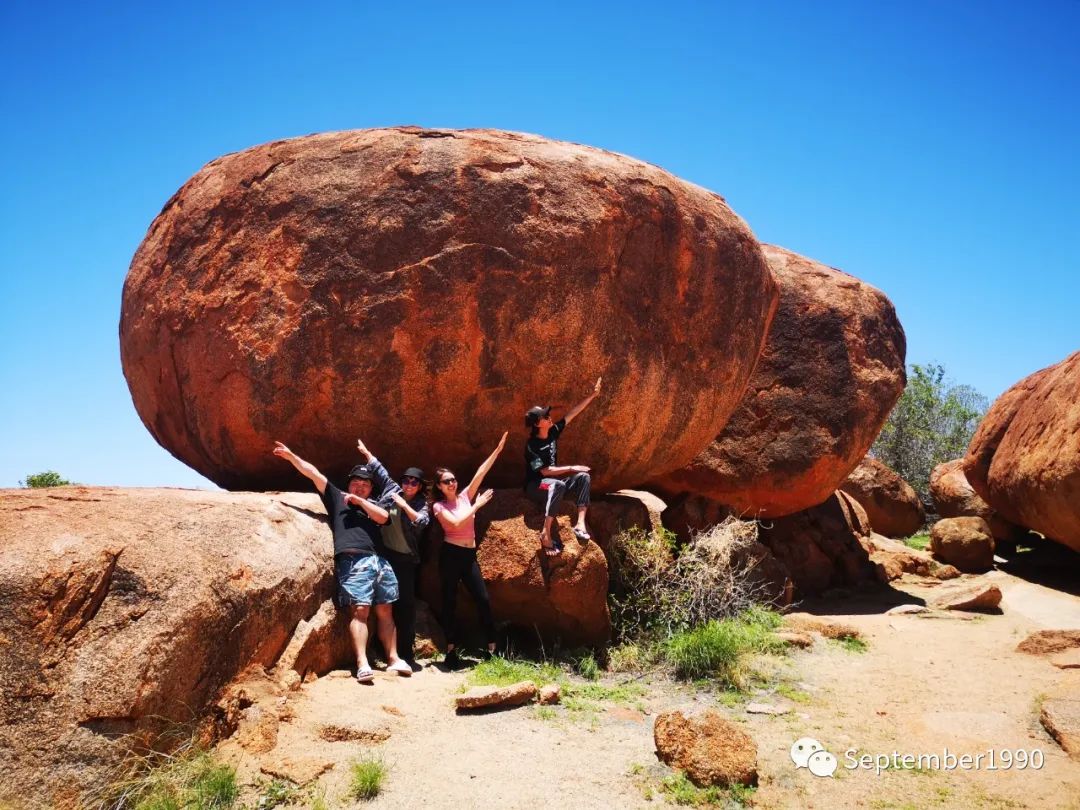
[964,351,1080,553]
[419,490,611,646]
[653,708,758,787]
[840,456,925,538]
[930,459,1020,542]
[651,244,905,517]
[120,127,778,492]
[929,517,995,573]
[0,487,331,809]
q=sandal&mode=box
[540,534,562,557]
[355,668,375,684]
[573,526,591,542]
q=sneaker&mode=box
[387,659,413,677]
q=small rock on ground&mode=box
[259,755,334,785]
[931,582,1002,611]
[455,681,538,710]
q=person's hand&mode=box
[391,492,407,507]
[273,441,293,459]
[495,431,508,453]
[343,493,365,508]
[593,376,602,396]
[570,465,591,473]
[356,438,372,461]
[476,489,495,507]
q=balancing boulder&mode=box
[121,127,777,491]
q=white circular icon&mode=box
[808,749,838,777]
[790,737,823,768]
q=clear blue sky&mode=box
[2,1,1077,489]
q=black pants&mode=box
[438,542,496,646]
[383,550,417,661]
[526,471,591,517]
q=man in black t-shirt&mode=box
[523,377,602,556]
[273,441,413,683]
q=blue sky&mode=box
[1,1,1077,489]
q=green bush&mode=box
[21,470,72,488]
[349,756,387,801]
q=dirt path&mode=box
[219,568,1080,809]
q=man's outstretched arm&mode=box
[564,376,602,425]
[273,442,329,494]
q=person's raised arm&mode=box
[467,431,508,502]
[392,492,430,527]
[564,376,602,426]
[273,442,328,494]
[343,493,390,525]
[434,489,494,528]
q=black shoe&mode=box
[481,648,494,661]
[444,649,462,670]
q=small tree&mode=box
[871,363,986,504]
[20,471,72,488]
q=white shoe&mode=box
[387,659,413,677]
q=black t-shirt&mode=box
[320,482,382,557]
[524,418,566,488]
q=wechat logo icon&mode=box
[790,737,838,777]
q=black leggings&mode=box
[383,551,416,660]
[438,542,496,646]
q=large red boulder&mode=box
[0,487,331,809]
[419,490,611,646]
[651,244,905,517]
[930,459,1021,542]
[120,127,778,492]
[840,456,924,538]
[964,351,1080,553]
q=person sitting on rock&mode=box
[354,437,430,668]
[523,377,602,557]
[431,431,507,669]
[272,441,413,684]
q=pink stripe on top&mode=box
[433,492,476,547]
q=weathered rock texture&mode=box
[121,127,778,492]
[651,243,906,517]
[840,457,924,538]
[0,487,331,810]
[964,351,1080,553]
[455,681,538,711]
[419,490,611,646]
[929,517,995,573]
[864,533,960,582]
[930,459,1021,542]
[653,708,757,787]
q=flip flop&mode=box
[387,659,413,677]
[356,668,375,684]
[573,527,591,542]
[540,534,562,557]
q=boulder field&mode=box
[650,244,906,518]
[964,351,1080,553]
[120,127,778,493]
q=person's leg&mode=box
[372,558,409,674]
[564,472,592,534]
[439,544,462,655]
[349,604,372,672]
[387,553,417,661]
[539,478,566,554]
[460,550,496,654]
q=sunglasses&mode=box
[401,476,421,486]
[440,477,457,485]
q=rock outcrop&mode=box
[0,487,332,809]
[930,459,1020,542]
[419,490,611,646]
[651,244,905,517]
[929,517,995,573]
[840,456,924,538]
[121,127,778,492]
[964,351,1080,553]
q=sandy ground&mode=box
[219,563,1080,810]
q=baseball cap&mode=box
[348,464,374,480]
[525,405,552,427]
[402,466,425,480]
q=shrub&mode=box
[609,518,778,639]
[573,653,600,681]
[20,470,72,488]
[349,756,386,801]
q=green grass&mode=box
[104,749,238,810]
[349,756,387,801]
[574,652,601,680]
[665,608,787,686]
[776,683,812,704]
[658,772,755,807]
[253,779,300,809]
[904,533,931,551]
[830,635,869,653]
[467,656,563,689]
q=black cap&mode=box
[402,467,425,480]
[348,464,374,480]
[525,405,551,427]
